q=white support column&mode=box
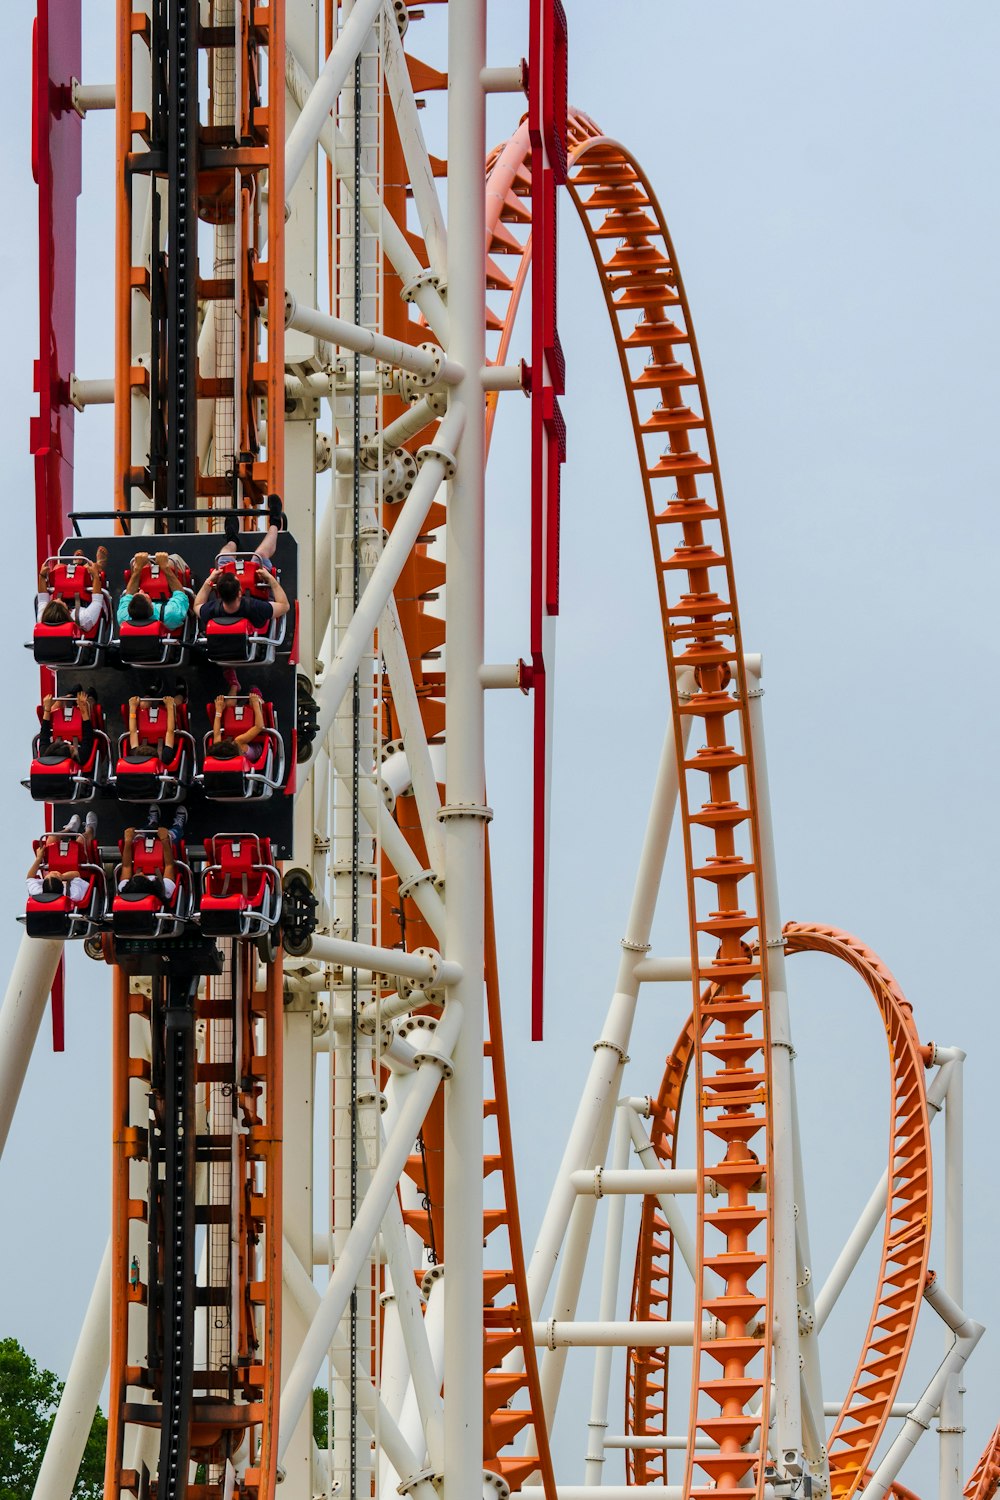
[939,1053,966,1500]
[524,697,692,1318]
[282,998,317,1497]
[442,11,487,1500]
[277,1004,462,1457]
[0,935,63,1158]
[584,1106,631,1484]
[32,1239,111,1500]
[745,661,810,1478]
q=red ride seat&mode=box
[199,834,281,938]
[201,556,286,664]
[21,833,106,939]
[28,699,111,803]
[112,831,193,938]
[199,698,285,801]
[31,557,111,667]
[115,700,194,804]
[117,562,196,667]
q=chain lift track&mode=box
[16,4,997,1500]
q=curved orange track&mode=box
[627,925,933,1499]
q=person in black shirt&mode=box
[194,496,291,630]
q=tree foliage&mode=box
[313,1385,331,1450]
[0,1338,106,1500]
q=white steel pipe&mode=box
[604,1437,717,1452]
[863,1288,983,1500]
[520,1487,683,1500]
[330,748,446,937]
[310,406,465,759]
[570,1167,699,1196]
[369,1133,446,1472]
[480,363,525,391]
[823,1403,916,1418]
[815,1061,953,1332]
[277,999,463,1459]
[626,1108,699,1282]
[32,1239,111,1500]
[0,935,64,1158]
[584,1108,630,1484]
[71,81,115,113]
[479,661,527,690]
[285,46,449,342]
[533,1321,711,1348]
[334,397,444,474]
[284,0,385,197]
[381,13,447,280]
[286,295,462,385]
[631,956,694,982]
[305,932,460,988]
[479,64,526,93]
[746,666,805,1469]
[524,699,693,1317]
[281,1238,432,1493]
[381,595,446,872]
[940,1054,966,1500]
[69,376,115,408]
[442,8,488,1500]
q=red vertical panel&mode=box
[32,0,81,1044]
[30,0,81,568]
[529,3,569,1041]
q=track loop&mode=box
[628,926,933,1500]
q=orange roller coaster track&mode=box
[627,925,933,1498]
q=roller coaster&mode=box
[0,4,995,1500]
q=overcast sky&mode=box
[1,2,998,1492]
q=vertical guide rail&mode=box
[158,979,198,1496]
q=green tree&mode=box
[0,1338,106,1500]
[313,1385,331,1450]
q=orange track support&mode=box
[627,924,933,1499]
[105,947,283,1500]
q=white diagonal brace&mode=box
[284,0,384,198]
[0,934,64,1159]
[277,997,464,1459]
[285,45,450,343]
[381,594,446,873]
[282,1237,435,1489]
[310,405,464,759]
[380,13,448,280]
[329,747,446,937]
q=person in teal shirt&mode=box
[117,551,191,631]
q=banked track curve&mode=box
[627,924,933,1499]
